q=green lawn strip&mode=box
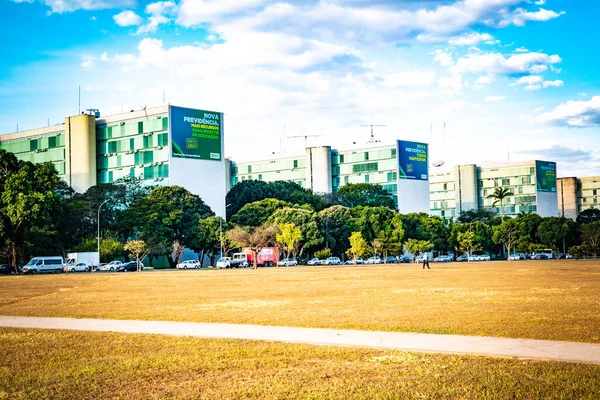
[0,328,599,399]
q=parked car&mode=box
[118,261,143,272]
[95,263,108,272]
[277,258,298,267]
[398,255,413,263]
[456,255,469,262]
[385,256,397,264]
[509,253,522,261]
[365,256,382,265]
[216,257,232,268]
[22,256,64,274]
[0,264,14,275]
[480,255,491,261]
[346,258,364,265]
[64,262,91,273]
[307,258,322,266]
[434,255,452,262]
[531,253,549,260]
[323,257,342,265]
[102,261,122,272]
[177,260,201,269]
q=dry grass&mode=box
[1,328,599,399]
[1,261,599,342]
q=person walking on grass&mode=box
[422,252,430,269]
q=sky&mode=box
[0,0,599,177]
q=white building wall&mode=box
[305,146,332,193]
[455,164,478,213]
[398,179,430,214]
[537,191,559,217]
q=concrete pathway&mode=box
[1,315,599,365]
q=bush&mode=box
[315,249,332,260]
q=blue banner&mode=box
[170,106,222,161]
[397,140,428,181]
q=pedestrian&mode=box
[422,252,430,269]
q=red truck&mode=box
[231,247,280,268]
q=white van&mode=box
[22,256,65,274]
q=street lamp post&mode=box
[97,199,110,273]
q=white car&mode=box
[102,261,122,271]
[434,255,452,262]
[480,255,491,261]
[64,262,91,272]
[346,258,364,265]
[323,257,341,265]
[216,257,231,268]
[177,260,201,269]
[509,254,521,261]
[307,258,322,266]
[277,258,298,267]
[365,257,382,265]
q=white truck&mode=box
[64,252,100,269]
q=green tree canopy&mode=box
[492,219,526,259]
[318,205,357,258]
[576,208,600,225]
[232,198,293,227]
[351,206,398,243]
[276,223,302,261]
[581,221,600,259]
[335,183,395,209]
[268,206,323,257]
[225,180,325,220]
[404,239,434,257]
[399,213,448,251]
[346,231,369,261]
[124,186,213,267]
[487,187,513,219]
[538,217,576,252]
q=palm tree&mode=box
[487,187,513,220]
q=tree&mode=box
[351,206,398,243]
[493,219,525,260]
[172,241,185,267]
[276,223,302,263]
[346,232,368,262]
[231,198,292,227]
[0,150,62,272]
[225,180,325,220]
[336,183,396,209]
[315,248,332,260]
[487,187,513,219]
[124,186,213,268]
[404,239,434,259]
[318,206,357,258]
[457,231,480,261]
[124,240,151,272]
[449,222,493,256]
[457,208,496,224]
[538,217,575,253]
[399,213,448,251]
[268,206,323,258]
[581,221,600,259]
[576,208,600,225]
[228,224,280,269]
[194,216,233,266]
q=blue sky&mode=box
[1,0,599,176]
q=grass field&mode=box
[1,328,599,399]
[1,260,599,342]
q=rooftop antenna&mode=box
[288,130,320,148]
[142,105,148,120]
[361,121,385,143]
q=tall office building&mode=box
[558,176,600,220]
[0,105,227,217]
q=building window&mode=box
[248,165,252,173]
[502,178,510,186]
[364,151,369,161]
[340,155,344,163]
[108,171,114,183]
[352,162,378,173]
[594,190,597,196]
[48,137,57,149]
[391,148,396,158]
[138,121,144,134]
[130,168,135,179]
[158,133,168,147]
[130,138,135,151]
[258,174,263,181]
[387,172,397,182]
[30,139,39,152]
[518,186,523,194]
[365,174,369,183]
[293,160,298,168]
[344,176,349,184]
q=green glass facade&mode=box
[0,129,66,178]
[96,113,170,185]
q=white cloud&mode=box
[475,75,494,89]
[113,10,142,26]
[448,32,494,46]
[543,80,564,88]
[537,96,600,128]
[485,96,506,102]
[510,8,565,27]
[100,52,109,61]
[43,0,135,13]
[515,47,529,53]
[385,71,436,88]
[514,75,543,90]
[80,55,94,69]
[450,51,561,76]
[534,0,546,5]
[433,50,453,67]
[438,74,463,93]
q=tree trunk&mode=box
[253,249,257,270]
[11,244,18,274]
[166,253,177,269]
